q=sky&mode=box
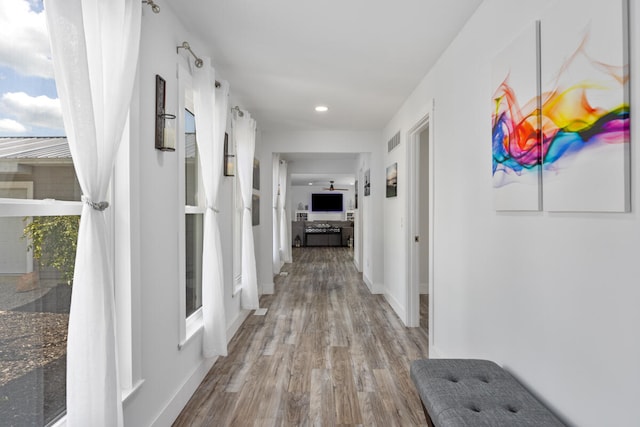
[0,0,64,137]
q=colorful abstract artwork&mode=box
[492,22,541,211]
[540,0,629,212]
[491,0,629,212]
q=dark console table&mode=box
[304,226,343,247]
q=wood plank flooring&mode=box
[420,294,428,332]
[173,247,429,426]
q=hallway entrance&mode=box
[174,247,428,426]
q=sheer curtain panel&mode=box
[44,1,141,426]
[233,111,259,309]
[279,160,292,263]
[193,59,228,357]
[272,154,281,272]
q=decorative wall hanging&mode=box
[491,22,541,211]
[252,193,260,226]
[223,132,235,176]
[540,0,629,212]
[364,169,371,196]
[491,0,629,213]
[253,157,260,190]
[386,163,397,198]
[155,74,176,151]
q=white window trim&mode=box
[177,60,205,349]
[47,89,143,427]
[232,153,243,297]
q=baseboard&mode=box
[362,273,383,294]
[151,355,216,427]
[261,280,275,295]
[227,309,250,342]
[151,310,251,427]
[429,345,444,359]
[384,291,406,325]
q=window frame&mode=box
[232,166,243,297]
[177,61,205,348]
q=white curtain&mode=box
[193,59,228,357]
[272,154,281,272]
[233,111,259,309]
[45,1,140,426]
[278,160,292,263]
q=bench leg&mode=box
[421,400,436,427]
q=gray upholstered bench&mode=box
[410,359,566,427]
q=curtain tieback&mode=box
[81,195,109,211]
[206,206,220,213]
[245,206,252,212]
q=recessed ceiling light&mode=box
[315,105,328,112]
[308,182,313,186]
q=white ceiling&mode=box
[281,152,358,186]
[166,0,484,132]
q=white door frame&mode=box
[406,100,435,350]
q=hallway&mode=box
[173,247,429,426]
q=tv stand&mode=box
[304,225,342,247]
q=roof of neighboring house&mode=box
[0,135,200,160]
[0,137,71,159]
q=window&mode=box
[0,1,82,424]
[184,108,203,317]
[232,140,243,296]
[177,63,204,344]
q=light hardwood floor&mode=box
[173,247,429,426]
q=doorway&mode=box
[407,104,435,350]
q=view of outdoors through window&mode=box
[184,108,203,317]
[0,1,78,424]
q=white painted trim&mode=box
[406,100,436,351]
[227,309,250,341]
[151,309,250,427]
[0,198,82,216]
[363,273,373,292]
[384,291,406,324]
[179,308,204,350]
[261,280,275,294]
[352,257,361,272]
[150,356,217,427]
[363,273,383,294]
[420,282,429,294]
[429,345,444,359]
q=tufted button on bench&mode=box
[410,359,566,427]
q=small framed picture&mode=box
[253,158,260,190]
[386,163,397,198]
[223,133,235,176]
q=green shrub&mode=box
[23,216,80,285]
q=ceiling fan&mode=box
[323,180,349,191]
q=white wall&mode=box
[121,6,248,427]
[382,1,640,426]
[259,131,384,291]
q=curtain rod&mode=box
[176,41,221,88]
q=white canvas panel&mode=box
[491,21,541,211]
[540,0,630,212]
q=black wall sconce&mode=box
[155,74,176,151]
[223,132,235,176]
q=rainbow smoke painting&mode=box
[492,0,629,212]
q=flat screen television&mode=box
[311,193,343,212]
